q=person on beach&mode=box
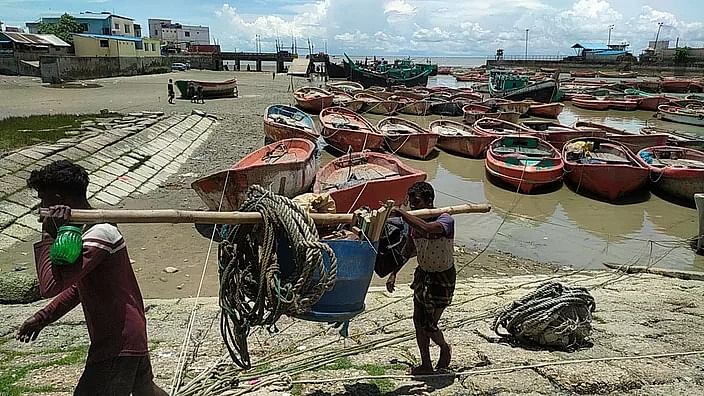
[16,160,168,396]
[188,82,196,103]
[196,85,205,104]
[167,79,175,104]
[387,181,455,375]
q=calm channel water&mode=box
[323,74,704,272]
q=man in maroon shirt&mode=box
[16,160,168,396]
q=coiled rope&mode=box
[218,185,337,369]
[492,281,596,350]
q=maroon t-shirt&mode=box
[34,224,148,364]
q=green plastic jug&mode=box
[49,225,83,265]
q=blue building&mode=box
[26,12,140,38]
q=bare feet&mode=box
[436,344,452,370]
[407,365,434,375]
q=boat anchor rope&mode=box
[218,185,337,369]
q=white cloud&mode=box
[210,1,703,56]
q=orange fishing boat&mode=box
[527,102,564,118]
[320,107,384,153]
[574,121,669,152]
[485,135,564,193]
[294,87,334,113]
[430,119,494,158]
[191,138,318,211]
[313,152,427,213]
[377,117,438,159]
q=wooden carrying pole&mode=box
[39,204,491,225]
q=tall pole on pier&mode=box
[524,29,529,60]
[654,22,664,58]
[608,24,614,46]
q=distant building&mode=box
[0,32,71,59]
[73,34,161,57]
[3,26,22,33]
[569,41,633,63]
[148,19,209,51]
[641,40,704,62]
[27,12,138,37]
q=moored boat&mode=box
[313,152,427,213]
[326,81,364,94]
[574,121,669,152]
[572,97,610,110]
[319,107,384,153]
[527,102,564,118]
[463,104,520,125]
[521,120,605,149]
[485,135,564,193]
[263,105,319,142]
[605,98,639,111]
[660,79,695,93]
[480,98,532,115]
[394,97,432,116]
[570,70,597,78]
[430,119,494,158]
[430,100,465,116]
[473,118,533,137]
[294,87,334,113]
[489,69,558,103]
[597,71,638,78]
[192,138,318,211]
[354,92,399,115]
[377,117,438,159]
[641,126,704,149]
[562,137,649,201]
[638,146,704,204]
[175,78,238,99]
[332,92,365,112]
[626,95,671,111]
[657,104,704,127]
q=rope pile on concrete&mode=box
[218,185,337,369]
[492,282,596,350]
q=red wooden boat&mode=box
[320,107,384,153]
[485,135,564,194]
[430,119,494,158]
[479,98,532,115]
[377,117,438,160]
[605,98,638,111]
[263,104,319,142]
[354,92,399,115]
[521,120,606,149]
[450,92,483,102]
[294,87,334,113]
[570,71,596,78]
[473,118,533,137]
[572,97,610,110]
[192,138,318,211]
[562,137,649,201]
[527,102,564,118]
[313,152,427,213]
[394,97,432,116]
[574,121,669,152]
[332,92,364,112]
[462,104,520,125]
[626,95,670,111]
[660,79,695,93]
[638,146,704,204]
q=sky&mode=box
[1,0,703,56]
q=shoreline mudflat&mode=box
[1,273,703,395]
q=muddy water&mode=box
[321,76,704,272]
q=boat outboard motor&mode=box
[374,217,409,277]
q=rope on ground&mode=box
[288,349,704,384]
[492,281,596,350]
[217,185,337,369]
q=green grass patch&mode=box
[324,356,353,370]
[0,345,88,395]
[371,378,394,394]
[360,363,386,376]
[0,114,100,152]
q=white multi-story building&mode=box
[148,19,209,50]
